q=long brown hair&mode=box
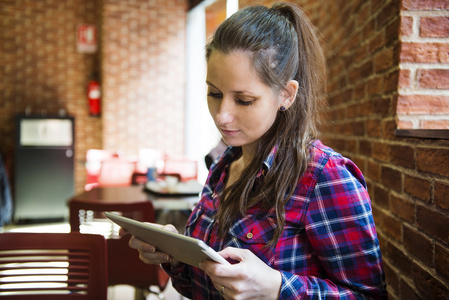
[206,3,326,246]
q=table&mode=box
[68,185,199,231]
[69,185,200,211]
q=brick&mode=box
[401,16,413,36]
[366,76,383,96]
[400,42,449,63]
[349,62,372,85]
[350,120,365,136]
[397,119,414,129]
[404,175,431,202]
[390,193,415,223]
[413,262,449,300]
[384,213,402,241]
[366,181,374,199]
[352,157,366,174]
[435,243,449,281]
[384,70,399,94]
[387,240,413,274]
[369,31,385,53]
[420,17,449,38]
[367,159,381,181]
[387,19,401,48]
[390,144,415,169]
[397,95,449,115]
[343,139,358,154]
[372,142,390,162]
[372,97,391,116]
[402,0,449,10]
[382,119,399,139]
[359,140,372,157]
[399,68,411,88]
[346,103,359,119]
[399,278,421,300]
[383,261,399,296]
[362,19,376,41]
[374,47,394,72]
[416,148,449,177]
[377,0,399,29]
[325,138,345,152]
[358,100,372,118]
[416,204,449,242]
[403,224,433,265]
[367,119,381,138]
[354,82,367,100]
[434,181,449,210]
[357,1,370,25]
[381,166,402,192]
[328,89,352,106]
[418,69,449,89]
[373,184,390,209]
[421,119,449,129]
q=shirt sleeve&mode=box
[279,155,387,299]
[160,262,194,299]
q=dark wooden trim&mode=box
[395,129,449,140]
[189,0,203,10]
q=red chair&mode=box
[97,155,135,187]
[85,149,115,191]
[69,200,169,300]
[0,232,107,300]
[162,158,198,182]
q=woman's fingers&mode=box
[202,247,282,300]
[128,236,172,264]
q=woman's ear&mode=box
[279,80,299,111]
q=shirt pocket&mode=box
[185,205,215,242]
[227,214,277,265]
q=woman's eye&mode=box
[237,98,254,106]
[207,92,222,99]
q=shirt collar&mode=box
[219,144,278,176]
[257,144,278,178]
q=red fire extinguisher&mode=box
[88,76,101,116]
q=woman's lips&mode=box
[221,129,239,136]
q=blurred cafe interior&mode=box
[0,0,449,299]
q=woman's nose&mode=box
[215,99,234,125]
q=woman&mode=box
[130,3,387,299]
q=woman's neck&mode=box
[241,142,257,164]
[226,145,255,188]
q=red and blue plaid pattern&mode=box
[163,140,387,299]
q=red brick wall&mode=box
[0,0,102,194]
[0,0,187,194]
[101,0,186,157]
[238,0,449,298]
[398,0,449,129]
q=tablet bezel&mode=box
[104,212,230,267]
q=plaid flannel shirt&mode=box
[163,140,387,299]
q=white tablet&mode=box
[104,212,230,267]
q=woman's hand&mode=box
[200,247,281,300]
[128,223,180,267]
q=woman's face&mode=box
[206,50,284,155]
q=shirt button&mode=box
[246,232,253,239]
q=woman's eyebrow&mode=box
[205,80,216,88]
[206,80,257,96]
